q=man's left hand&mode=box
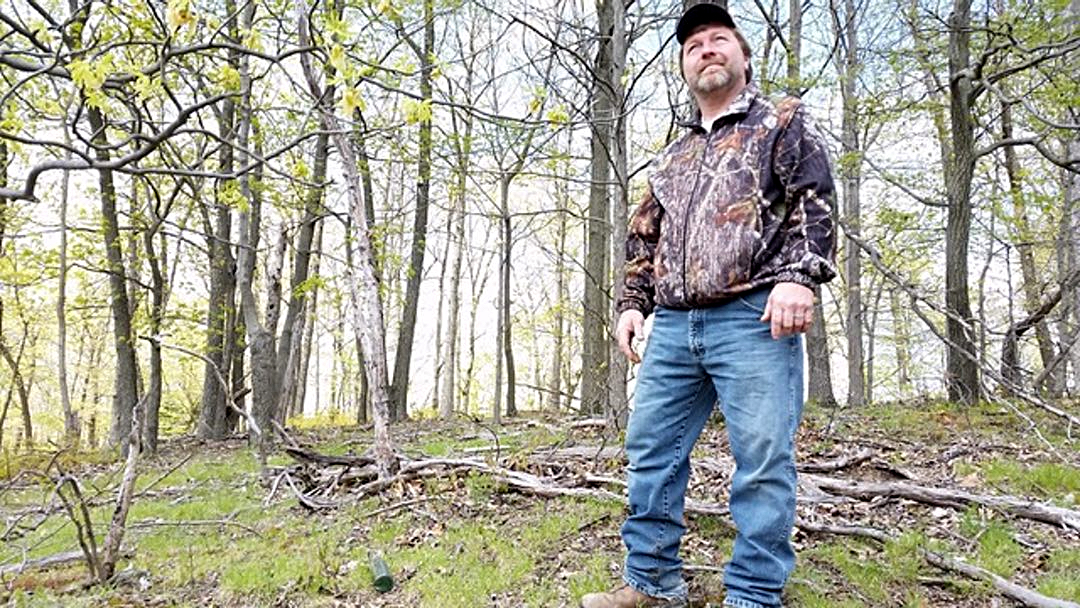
[760,282,815,339]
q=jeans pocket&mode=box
[736,296,766,315]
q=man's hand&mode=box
[761,282,815,339]
[616,309,645,363]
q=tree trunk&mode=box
[278,127,329,422]
[1002,103,1059,396]
[755,0,780,95]
[838,0,865,407]
[432,212,450,414]
[227,313,245,433]
[1068,111,1080,393]
[389,0,435,422]
[0,377,11,451]
[864,279,883,404]
[549,150,570,414]
[86,106,141,453]
[295,222,324,417]
[944,0,981,404]
[198,5,239,439]
[440,111,471,419]
[298,4,397,478]
[345,214,368,425]
[795,0,837,408]
[229,3,275,465]
[806,286,837,406]
[349,109,379,422]
[890,288,914,397]
[0,326,33,449]
[582,0,616,417]
[787,0,801,91]
[57,144,77,445]
[141,200,167,453]
[608,0,629,428]
[498,175,516,420]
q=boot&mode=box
[580,584,686,608]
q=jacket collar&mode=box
[679,83,759,132]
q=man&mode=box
[580,2,836,607]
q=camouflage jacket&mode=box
[616,85,837,317]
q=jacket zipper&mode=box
[681,125,717,304]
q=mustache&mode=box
[697,61,727,72]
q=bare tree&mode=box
[388,0,436,422]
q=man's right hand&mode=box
[616,309,645,364]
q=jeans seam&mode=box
[775,336,799,557]
[650,376,707,562]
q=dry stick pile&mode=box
[276,443,1080,608]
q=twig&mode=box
[129,518,261,537]
[134,452,193,498]
[264,471,287,506]
[354,496,438,520]
[143,337,262,439]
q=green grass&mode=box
[1037,548,1080,601]
[568,553,615,602]
[800,532,929,606]
[978,458,1080,501]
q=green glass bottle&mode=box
[369,550,393,593]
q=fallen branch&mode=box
[281,471,340,511]
[804,474,1080,531]
[0,550,84,577]
[797,519,1080,608]
[129,518,261,537]
[354,496,438,520]
[797,448,876,473]
[284,445,373,468]
[569,418,608,430]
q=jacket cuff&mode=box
[773,270,817,290]
[616,299,653,317]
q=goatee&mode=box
[691,64,733,95]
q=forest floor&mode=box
[1,398,1079,607]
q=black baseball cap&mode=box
[676,0,737,44]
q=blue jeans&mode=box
[620,287,804,608]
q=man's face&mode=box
[681,24,746,97]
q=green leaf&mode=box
[403,99,432,125]
[167,0,197,31]
[340,86,366,115]
[545,105,569,127]
[211,64,242,93]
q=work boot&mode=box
[579,584,685,608]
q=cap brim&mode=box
[676,4,737,43]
